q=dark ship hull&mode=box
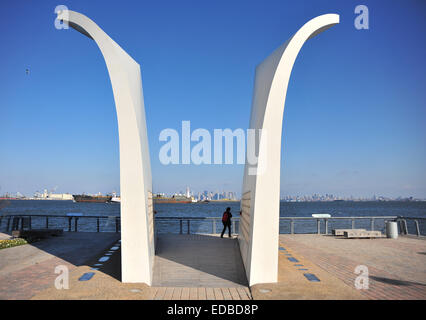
[153,199,192,204]
[72,195,112,203]
[153,195,192,204]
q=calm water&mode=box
[1,200,425,234]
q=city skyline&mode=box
[1,1,425,199]
[1,186,424,202]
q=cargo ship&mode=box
[153,194,192,204]
[72,194,112,203]
[0,193,18,200]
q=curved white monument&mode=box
[239,14,339,286]
[56,10,155,284]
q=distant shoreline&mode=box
[1,198,425,203]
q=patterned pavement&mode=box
[2,232,424,300]
[279,234,426,300]
[0,232,119,300]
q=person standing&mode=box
[221,207,232,238]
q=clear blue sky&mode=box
[0,0,425,198]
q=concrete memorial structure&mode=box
[57,9,339,287]
[56,10,155,284]
[239,14,339,286]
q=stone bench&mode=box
[343,230,384,239]
[12,229,63,241]
[332,229,366,236]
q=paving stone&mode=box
[279,234,426,300]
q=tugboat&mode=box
[111,194,121,203]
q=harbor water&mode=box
[0,200,425,235]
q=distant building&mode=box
[48,193,73,200]
[34,189,73,200]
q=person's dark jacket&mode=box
[222,211,232,224]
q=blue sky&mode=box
[0,0,425,198]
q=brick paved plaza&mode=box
[0,232,425,300]
[275,234,426,300]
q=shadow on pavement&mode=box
[153,234,248,287]
[370,275,426,287]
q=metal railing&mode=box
[155,217,237,235]
[279,216,399,235]
[0,214,120,233]
[396,217,426,237]
[1,214,424,237]
[155,216,403,236]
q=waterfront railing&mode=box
[0,214,424,237]
[395,217,426,237]
[0,214,120,233]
